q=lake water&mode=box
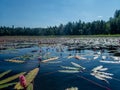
[0,46,120,90]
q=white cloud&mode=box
[97,16,103,18]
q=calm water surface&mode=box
[0,46,120,90]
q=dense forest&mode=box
[0,10,120,36]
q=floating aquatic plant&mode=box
[0,49,18,54]
[0,70,11,78]
[100,60,120,64]
[5,59,25,63]
[0,82,17,89]
[42,57,59,63]
[93,55,99,60]
[26,83,33,90]
[4,53,37,64]
[91,65,113,83]
[58,62,85,73]
[67,56,74,59]
[14,68,39,89]
[111,56,120,60]
[47,61,62,64]
[75,55,87,60]
[0,71,25,89]
[43,52,51,59]
[102,56,106,60]
[100,56,120,64]
[65,87,78,90]
[9,54,35,61]
[0,72,26,85]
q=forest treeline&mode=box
[0,10,120,36]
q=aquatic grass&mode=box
[74,55,87,60]
[0,82,17,89]
[0,72,26,85]
[22,54,34,60]
[59,62,112,89]
[100,56,120,64]
[0,49,18,54]
[43,52,51,59]
[14,68,39,89]
[65,87,78,90]
[71,62,85,69]
[25,68,39,86]
[0,70,11,78]
[91,65,113,83]
[59,70,80,73]
[61,66,79,70]
[59,62,85,73]
[5,59,25,63]
[47,61,62,64]
[26,83,33,90]
[42,57,59,63]
[100,60,120,64]
[5,53,35,64]
[67,55,74,59]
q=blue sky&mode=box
[0,0,120,28]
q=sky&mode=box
[0,0,120,28]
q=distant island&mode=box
[0,10,120,36]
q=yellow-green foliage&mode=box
[14,68,39,89]
[0,82,17,89]
[0,70,11,78]
[0,72,26,85]
[26,83,33,90]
